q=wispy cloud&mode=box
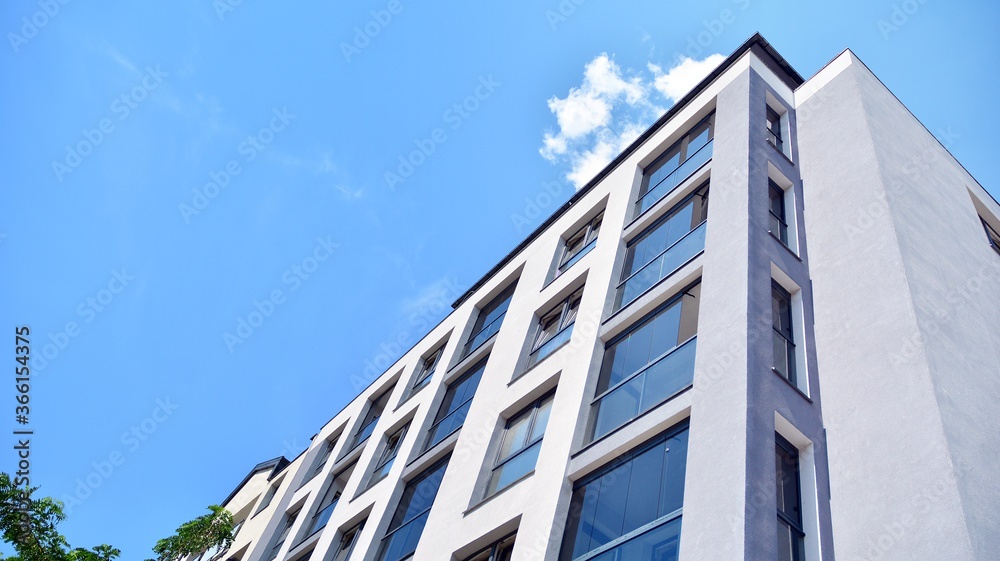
[539,53,723,189]
[272,150,365,201]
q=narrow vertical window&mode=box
[771,282,796,386]
[776,435,805,561]
[766,106,783,153]
[301,437,337,487]
[528,287,583,367]
[769,179,789,245]
[486,392,554,496]
[981,216,1000,256]
[255,478,282,515]
[376,456,450,561]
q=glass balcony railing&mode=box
[636,139,713,215]
[615,221,706,310]
[591,337,696,441]
[527,324,574,368]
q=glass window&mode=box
[776,435,805,561]
[982,217,1000,256]
[528,287,584,367]
[617,184,708,310]
[331,520,365,561]
[465,284,517,356]
[352,388,393,449]
[772,282,796,386]
[255,478,282,516]
[300,437,337,488]
[559,423,688,561]
[413,345,444,392]
[265,511,299,561]
[558,212,603,274]
[487,392,555,496]
[767,106,784,153]
[376,456,450,561]
[592,283,700,441]
[636,114,715,215]
[368,424,409,487]
[425,359,487,450]
[769,180,789,246]
[464,533,516,561]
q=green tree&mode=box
[1,472,234,561]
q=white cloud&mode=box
[649,54,725,103]
[540,53,722,189]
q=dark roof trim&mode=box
[452,33,802,309]
[220,456,290,507]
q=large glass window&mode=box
[767,106,784,153]
[300,437,337,488]
[330,519,365,561]
[593,282,700,441]
[300,465,353,542]
[464,533,516,561]
[486,392,554,496]
[528,287,583,368]
[776,435,805,561]
[425,359,487,450]
[351,388,393,449]
[982,216,1000,256]
[376,456,450,561]
[636,114,714,215]
[560,423,688,561]
[558,212,603,275]
[368,424,409,488]
[617,184,708,310]
[769,179,789,246]
[464,284,517,356]
[265,510,299,561]
[772,282,796,386]
[254,478,283,516]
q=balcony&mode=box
[615,221,706,311]
[636,139,713,216]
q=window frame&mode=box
[424,358,487,451]
[375,455,451,561]
[776,433,806,561]
[771,281,797,386]
[265,510,299,561]
[485,391,555,497]
[412,345,444,393]
[463,283,517,357]
[300,437,338,488]
[330,519,365,561]
[253,477,283,517]
[635,113,715,216]
[349,387,393,451]
[527,287,584,368]
[462,532,517,561]
[557,212,603,275]
[766,105,784,153]
[768,179,789,246]
[366,423,409,489]
[982,216,1000,255]
[616,183,709,311]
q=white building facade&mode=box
[196,35,1000,561]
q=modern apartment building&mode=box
[194,34,1000,561]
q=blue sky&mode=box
[1,0,997,557]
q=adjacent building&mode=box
[192,34,1000,561]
